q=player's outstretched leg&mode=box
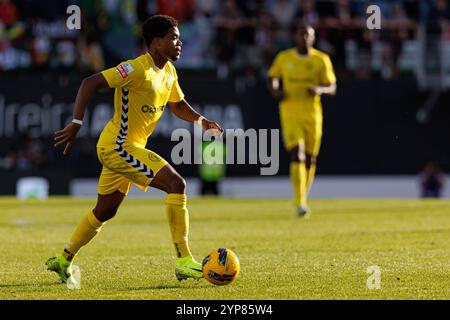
[150,164,203,281]
[46,191,125,283]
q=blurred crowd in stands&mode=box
[0,133,47,171]
[1,0,450,181]
[1,0,450,80]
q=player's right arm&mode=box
[308,53,337,97]
[267,77,285,102]
[54,73,109,155]
[267,53,285,102]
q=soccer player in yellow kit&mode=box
[46,15,223,284]
[268,22,336,217]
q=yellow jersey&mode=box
[268,48,336,122]
[98,52,184,148]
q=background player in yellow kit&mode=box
[46,15,223,284]
[268,22,336,217]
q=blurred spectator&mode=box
[213,0,243,79]
[157,0,194,23]
[269,0,297,28]
[255,9,277,74]
[419,161,445,198]
[195,0,219,16]
[426,0,450,35]
[77,0,105,73]
[0,133,47,171]
[137,0,159,23]
[318,0,356,74]
[381,2,416,79]
[0,0,27,70]
[176,10,214,68]
[100,0,138,64]
[27,0,69,21]
[268,0,298,50]
[295,0,320,28]
[78,34,105,72]
[372,0,394,18]
[0,0,19,25]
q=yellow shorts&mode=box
[97,144,168,195]
[280,117,322,156]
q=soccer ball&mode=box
[202,248,240,285]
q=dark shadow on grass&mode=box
[0,281,62,289]
[124,283,210,291]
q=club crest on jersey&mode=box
[148,153,160,162]
[116,63,135,79]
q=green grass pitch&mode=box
[0,197,449,300]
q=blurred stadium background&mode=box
[1,0,450,199]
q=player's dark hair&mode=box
[292,20,314,34]
[142,15,178,47]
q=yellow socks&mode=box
[166,194,192,258]
[290,162,307,207]
[306,162,317,194]
[62,210,104,262]
[60,195,193,262]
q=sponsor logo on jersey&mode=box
[122,63,134,74]
[115,63,135,79]
[141,105,164,114]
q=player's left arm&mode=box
[308,83,337,96]
[308,54,337,96]
[168,66,223,135]
[168,99,224,135]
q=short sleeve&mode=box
[320,54,336,85]
[268,52,283,78]
[101,60,144,89]
[168,66,184,103]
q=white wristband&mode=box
[196,116,205,126]
[72,118,83,126]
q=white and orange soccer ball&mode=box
[202,248,240,285]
